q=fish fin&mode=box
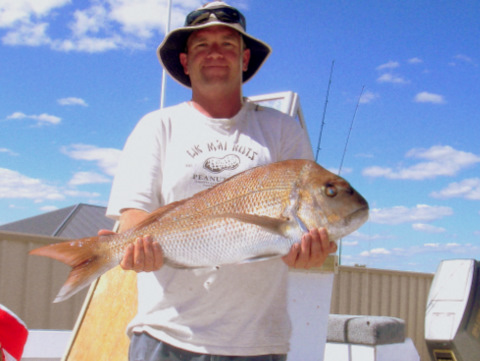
[291,212,309,233]
[283,185,310,234]
[164,260,190,269]
[240,253,283,264]
[132,198,190,231]
[217,213,289,236]
[29,236,114,303]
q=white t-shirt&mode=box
[107,100,313,356]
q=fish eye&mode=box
[323,183,338,197]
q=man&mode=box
[106,2,337,360]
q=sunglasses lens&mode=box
[185,8,246,29]
[185,10,210,26]
[214,9,246,28]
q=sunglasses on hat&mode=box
[185,7,247,30]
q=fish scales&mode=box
[127,163,301,266]
[30,159,369,302]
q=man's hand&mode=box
[120,235,163,272]
[98,230,164,272]
[282,228,337,269]
[98,208,164,273]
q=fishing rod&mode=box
[338,85,364,265]
[338,85,364,175]
[315,60,335,162]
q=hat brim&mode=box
[157,21,271,88]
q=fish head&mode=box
[299,163,369,241]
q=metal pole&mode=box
[160,0,173,109]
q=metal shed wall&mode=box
[0,231,87,330]
[330,265,434,361]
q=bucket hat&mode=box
[157,1,271,88]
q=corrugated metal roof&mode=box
[0,203,115,238]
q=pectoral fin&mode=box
[291,212,309,233]
[240,253,283,264]
[216,213,289,237]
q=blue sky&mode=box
[1,0,479,273]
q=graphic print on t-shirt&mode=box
[185,138,266,189]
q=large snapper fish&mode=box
[30,159,369,302]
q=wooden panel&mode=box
[63,266,137,361]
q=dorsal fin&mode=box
[132,198,190,231]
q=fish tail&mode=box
[29,236,115,303]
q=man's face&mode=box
[179,25,251,90]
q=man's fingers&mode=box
[282,243,300,267]
[297,233,312,268]
[120,243,135,270]
[98,229,116,236]
[329,241,338,253]
[142,236,164,272]
[310,228,323,257]
[120,236,163,272]
[133,238,145,272]
[152,242,163,269]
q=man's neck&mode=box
[190,88,244,118]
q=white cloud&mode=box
[360,248,391,257]
[58,97,88,106]
[0,0,70,27]
[6,111,61,125]
[69,171,111,186]
[359,90,379,104]
[70,4,108,37]
[2,21,51,46]
[0,148,19,156]
[40,205,59,212]
[431,178,480,200]
[52,35,122,52]
[369,204,453,225]
[376,61,400,70]
[363,145,480,180]
[0,0,200,52]
[446,242,461,248]
[412,223,446,233]
[341,240,358,246]
[107,0,175,39]
[377,73,409,84]
[414,91,446,104]
[64,189,101,198]
[408,57,423,64]
[356,242,478,262]
[61,144,121,176]
[345,230,392,241]
[454,54,475,65]
[0,167,65,201]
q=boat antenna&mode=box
[315,60,335,162]
[338,85,364,175]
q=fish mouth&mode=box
[346,206,370,224]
